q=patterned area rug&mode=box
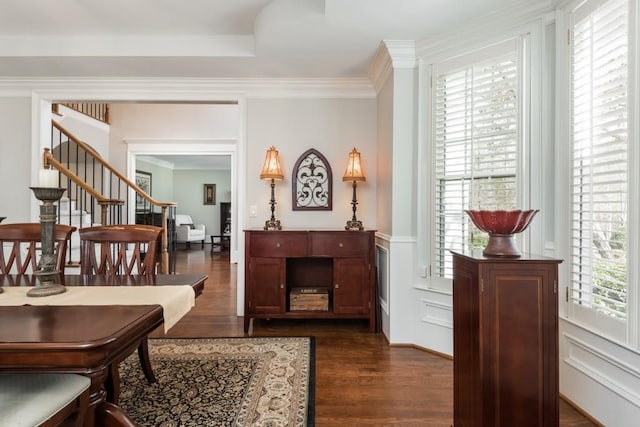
[118,337,315,427]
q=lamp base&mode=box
[264,219,282,231]
[345,219,363,231]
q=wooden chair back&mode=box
[0,223,76,274]
[79,225,162,275]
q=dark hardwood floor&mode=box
[151,244,599,427]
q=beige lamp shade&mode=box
[342,148,366,182]
[260,146,284,181]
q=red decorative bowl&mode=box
[464,209,539,257]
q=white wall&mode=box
[135,159,174,203]
[108,103,240,174]
[0,97,33,222]
[246,98,377,230]
[173,169,231,236]
[376,71,394,237]
[375,66,395,339]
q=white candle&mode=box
[39,169,59,188]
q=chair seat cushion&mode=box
[189,229,205,238]
[0,373,90,426]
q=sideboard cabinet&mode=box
[451,250,562,427]
[244,229,376,332]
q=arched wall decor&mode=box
[292,148,332,210]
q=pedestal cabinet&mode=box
[451,250,562,427]
[244,229,376,332]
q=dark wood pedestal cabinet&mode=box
[451,250,562,427]
[244,229,377,332]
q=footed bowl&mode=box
[464,209,539,257]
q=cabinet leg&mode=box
[243,317,251,334]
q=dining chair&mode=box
[0,373,91,427]
[79,224,162,276]
[78,224,163,401]
[0,223,76,275]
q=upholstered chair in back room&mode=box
[174,214,205,249]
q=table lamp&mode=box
[260,146,284,230]
[343,148,366,230]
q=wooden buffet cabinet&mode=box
[451,250,562,427]
[244,229,376,332]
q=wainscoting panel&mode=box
[563,332,640,407]
[420,298,453,329]
[375,244,389,315]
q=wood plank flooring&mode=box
[151,245,600,426]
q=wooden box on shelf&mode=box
[290,287,329,311]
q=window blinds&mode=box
[570,0,628,321]
[434,51,518,278]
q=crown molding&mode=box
[0,77,376,99]
[384,40,418,69]
[368,41,417,94]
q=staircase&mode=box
[57,197,99,271]
[46,103,177,273]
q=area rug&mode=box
[118,337,315,427]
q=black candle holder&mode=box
[28,186,67,297]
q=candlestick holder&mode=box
[28,186,67,297]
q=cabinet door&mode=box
[481,263,558,427]
[333,258,370,314]
[247,257,286,314]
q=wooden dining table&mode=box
[0,273,207,427]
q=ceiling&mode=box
[0,0,545,79]
[18,0,548,171]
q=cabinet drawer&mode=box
[310,232,370,257]
[248,232,308,257]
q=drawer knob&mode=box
[280,283,284,289]
[335,283,340,289]
[338,242,344,248]
[275,242,281,248]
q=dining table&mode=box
[0,273,207,427]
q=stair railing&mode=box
[46,120,177,273]
[53,102,110,124]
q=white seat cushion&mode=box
[0,373,90,427]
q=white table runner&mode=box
[0,286,195,332]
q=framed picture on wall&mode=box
[135,170,152,211]
[204,183,216,205]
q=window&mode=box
[433,40,520,279]
[569,0,629,334]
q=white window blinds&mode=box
[570,0,628,322]
[434,45,519,278]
